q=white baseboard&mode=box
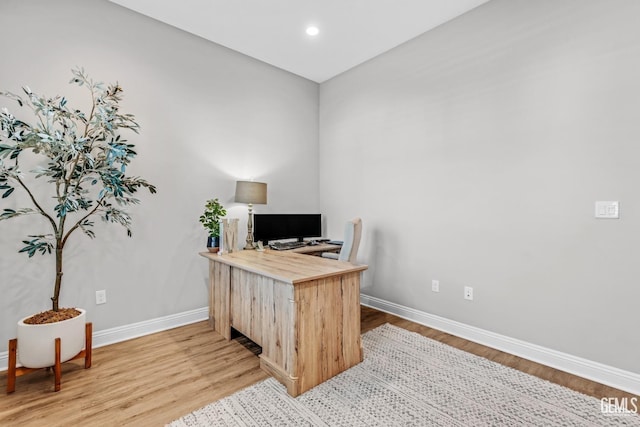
[0,307,208,372]
[360,294,640,396]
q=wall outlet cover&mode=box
[96,290,107,305]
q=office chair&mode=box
[322,217,362,263]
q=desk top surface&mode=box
[200,249,367,284]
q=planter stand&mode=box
[6,322,92,393]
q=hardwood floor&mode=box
[1,306,636,426]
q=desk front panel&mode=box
[204,251,365,396]
[230,269,295,375]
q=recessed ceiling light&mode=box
[306,26,319,36]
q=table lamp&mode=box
[235,181,267,250]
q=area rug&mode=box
[168,324,640,426]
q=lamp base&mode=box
[244,204,255,250]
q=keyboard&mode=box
[269,241,309,251]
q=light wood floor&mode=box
[1,306,636,426]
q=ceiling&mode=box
[109,0,490,83]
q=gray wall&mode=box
[320,0,640,374]
[0,0,319,352]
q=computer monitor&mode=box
[253,214,322,243]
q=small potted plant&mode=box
[199,198,227,253]
[0,68,156,372]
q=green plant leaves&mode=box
[0,208,34,220]
[0,67,157,252]
[1,186,14,198]
[199,198,227,237]
[18,235,54,257]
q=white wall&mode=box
[319,0,640,374]
[0,0,318,352]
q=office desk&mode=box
[200,250,367,396]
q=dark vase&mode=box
[207,236,220,253]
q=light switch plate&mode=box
[595,201,619,219]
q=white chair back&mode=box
[338,218,362,263]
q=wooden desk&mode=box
[200,250,367,396]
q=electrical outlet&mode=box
[431,280,440,292]
[96,290,107,305]
[464,286,473,301]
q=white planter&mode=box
[16,308,87,368]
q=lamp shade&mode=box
[235,181,267,204]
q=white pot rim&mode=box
[18,307,87,326]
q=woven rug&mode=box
[168,324,640,426]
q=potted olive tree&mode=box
[199,198,226,253]
[0,68,156,369]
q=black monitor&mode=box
[253,214,322,243]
